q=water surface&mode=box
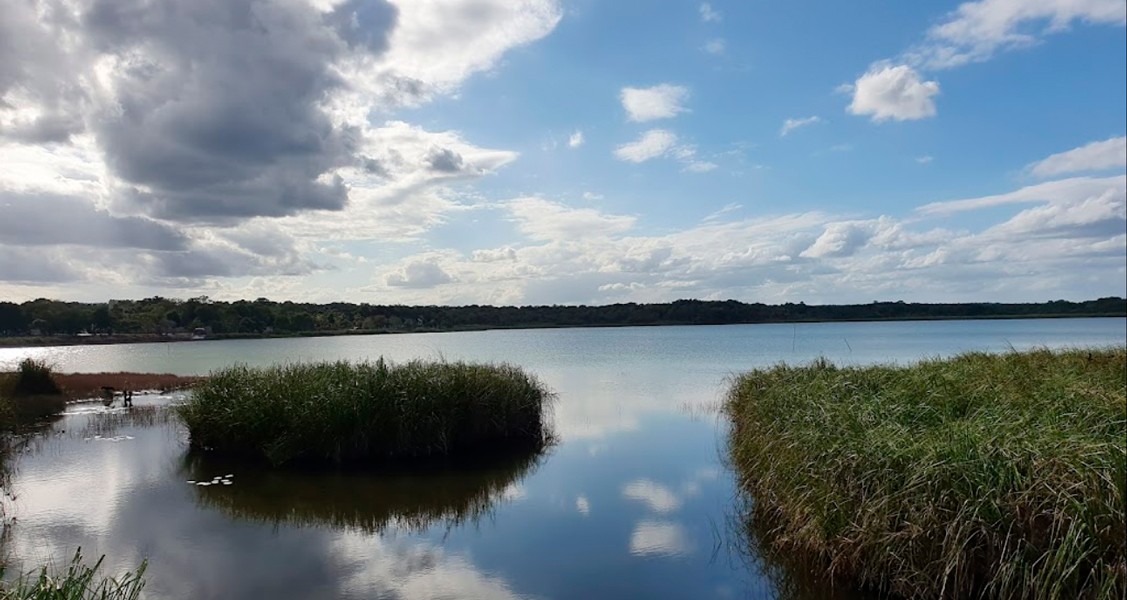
[2,319,1123,599]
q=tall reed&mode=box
[178,359,553,465]
[0,549,146,600]
[724,348,1126,599]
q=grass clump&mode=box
[0,360,65,429]
[724,347,1126,599]
[0,549,146,600]
[178,359,553,465]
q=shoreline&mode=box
[1,312,1123,349]
[51,372,204,402]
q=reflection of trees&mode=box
[184,447,548,534]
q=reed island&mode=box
[724,348,1126,599]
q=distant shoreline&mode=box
[2,312,1123,349]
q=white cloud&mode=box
[918,175,1126,215]
[916,0,1127,69]
[703,38,726,55]
[1028,136,1127,178]
[377,0,563,96]
[575,496,590,516]
[386,258,455,288]
[699,3,722,23]
[780,116,824,137]
[509,197,635,241]
[622,479,681,513]
[916,155,934,164]
[800,221,878,258]
[848,64,940,122]
[568,130,585,148]
[620,84,690,122]
[614,129,678,162]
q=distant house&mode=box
[191,327,208,340]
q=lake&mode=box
[1,318,1123,599]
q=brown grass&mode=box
[53,372,204,401]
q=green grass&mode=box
[724,347,1126,599]
[178,359,553,465]
[0,549,146,600]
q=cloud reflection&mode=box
[629,520,691,557]
[622,479,681,514]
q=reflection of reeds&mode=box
[179,359,554,465]
[184,445,548,534]
[77,405,174,440]
[724,497,875,600]
[724,348,1126,599]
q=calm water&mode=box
[2,318,1123,599]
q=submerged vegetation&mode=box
[179,359,553,465]
[725,348,1126,599]
[0,549,146,600]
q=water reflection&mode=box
[182,448,549,534]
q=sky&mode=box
[1,0,1125,306]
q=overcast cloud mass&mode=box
[0,0,1124,304]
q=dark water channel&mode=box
[2,319,1123,598]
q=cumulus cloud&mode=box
[916,0,1127,69]
[800,221,876,258]
[386,258,455,288]
[568,130,584,148]
[376,0,562,97]
[847,64,940,122]
[614,129,678,162]
[1027,136,1127,178]
[620,84,690,122]
[780,116,823,137]
[0,0,557,293]
[0,191,188,250]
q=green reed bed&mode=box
[0,549,146,600]
[724,348,1126,599]
[178,359,553,465]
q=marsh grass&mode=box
[0,360,65,429]
[0,549,146,600]
[178,359,553,465]
[724,348,1126,599]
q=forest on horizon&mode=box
[1,296,1123,339]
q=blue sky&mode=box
[1,0,1124,305]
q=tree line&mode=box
[0,296,1123,338]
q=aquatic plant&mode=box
[178,359,553,465]
[724,348,1126,599]
[0,360,65,429]
[0,548,146,600]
